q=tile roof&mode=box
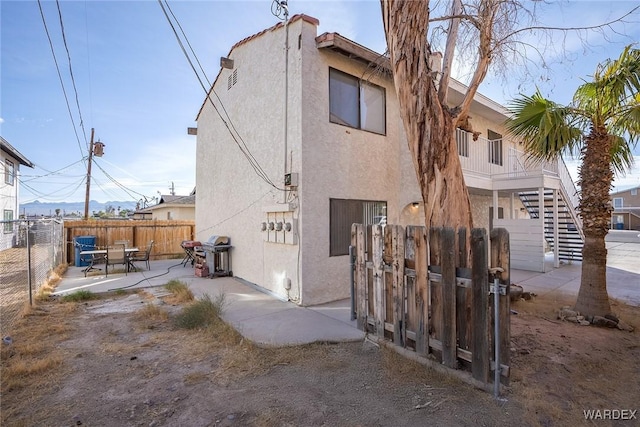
[195,14,320,121]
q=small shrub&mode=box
[60,290,98,302]
[174,293,225,329]
[164,280,194,304]
[135,303,169,323]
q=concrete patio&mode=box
[54,237,640,346]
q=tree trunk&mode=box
[381,1,473,248]
[575,126,612,317]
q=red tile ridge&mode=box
[231,14,319,51]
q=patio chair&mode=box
[114,239,130,248]
[106,245,127,276]
[131,240,154,271]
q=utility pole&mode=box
[84,128,95,220]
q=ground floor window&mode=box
[329,198,386,256]
[3,210,13,233]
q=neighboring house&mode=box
[146,194,195,221]
[131,208,152,220]
[194,15,582,306]
[1,136,35,250]
[610,185,640,230]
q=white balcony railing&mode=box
[455,128,582,229]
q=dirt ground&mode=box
[1,290,639,427]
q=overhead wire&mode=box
[36,0,86,162]
[92,160,150,201]
[158,0,283,192]
[55,0,89,148]
[162,0,263,181]
[20,159,87,182]
[37,1,150,205]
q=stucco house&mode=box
[1,136,35,250]
[194,15,582,306]
[610,185,640,230]
[145,193,196,221]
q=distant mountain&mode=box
[20,200,138,217]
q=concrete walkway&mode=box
[512,241,640,306]
[55,240,640,346]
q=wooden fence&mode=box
[351,224,510,389]
[63,220,195,264]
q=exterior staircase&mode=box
[518,188,584,262]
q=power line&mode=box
[36,0,86,162]
[158,0,283,191]
[20,159,86,182]
[93,159,152,201]
[55,0,89,148]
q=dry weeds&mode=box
[510,293,640,427]
[2,288,638,427]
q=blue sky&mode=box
[1,1,639,205]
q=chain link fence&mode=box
[1,219,65,336]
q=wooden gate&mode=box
[351,224,510,390]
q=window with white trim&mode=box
[488,129,502,166]
[3,210,13,233]
[456,128,469,157]
[613,198,623,209]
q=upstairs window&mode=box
[613,198,623,209]
[4,159,15,185]
[488,129,503,166]
[329,68,386,135]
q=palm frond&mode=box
[505,90,583,161]
[610,135,635,174]
[581,46,640,123]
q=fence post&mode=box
[26,220,33,306]
[491,227,510,385]
[471,228,490,383]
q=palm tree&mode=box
[506,46,639,317]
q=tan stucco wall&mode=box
[150,206,195,221]
[196,18,525,306]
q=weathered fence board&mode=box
[372,225,384,338]
[353,224,367,331]
[390,226,405,346]
[440,227,457,369]
[352,223,510,391]
[491,227,511,385]
[471,228,490,383]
